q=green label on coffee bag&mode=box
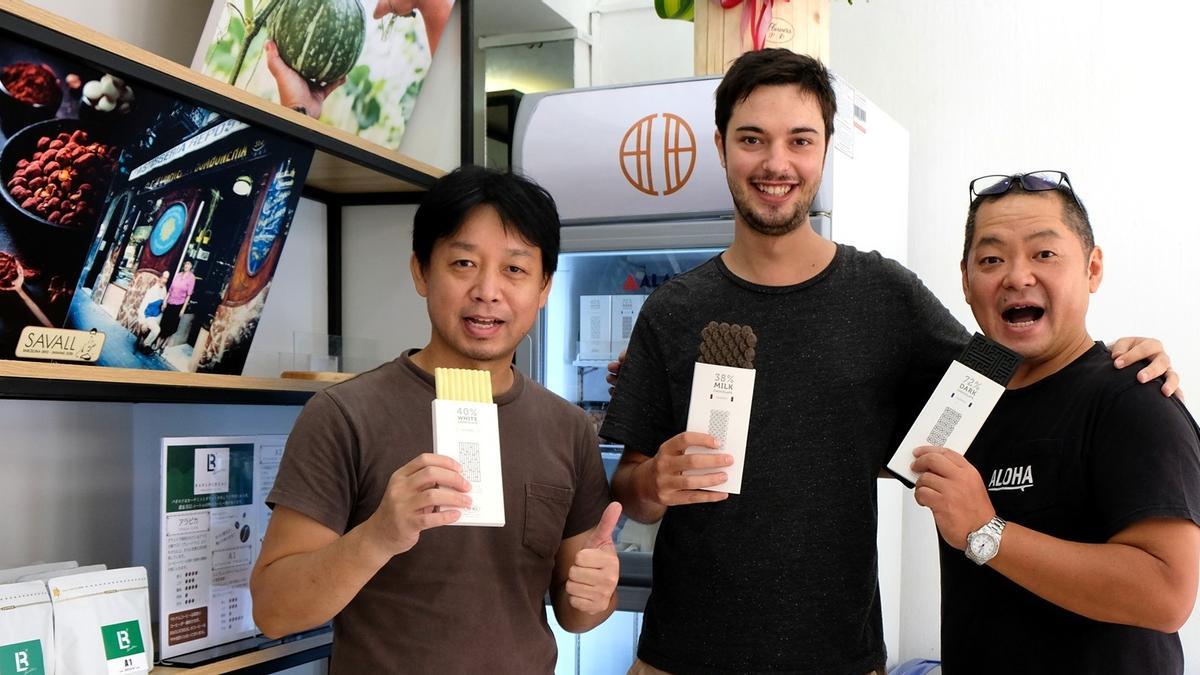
[0,640,45,675]
[101,620,146,674]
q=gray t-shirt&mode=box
[601,246,968,674]
[269,352,610,674]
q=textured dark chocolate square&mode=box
[957,332,1022,385]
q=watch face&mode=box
[970,533,998,560]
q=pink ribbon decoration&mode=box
[717,0,789,51]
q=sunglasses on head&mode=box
[969,170,1082,209]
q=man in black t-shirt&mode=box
[910,172,1200,674]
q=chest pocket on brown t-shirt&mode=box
[524,482,573,558]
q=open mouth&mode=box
[1001,305,1045,327]
[465,317,504,328]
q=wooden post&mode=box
[694,0,831,75]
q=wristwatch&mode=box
[965,516,1007,565]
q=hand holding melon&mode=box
[266,0,366,86]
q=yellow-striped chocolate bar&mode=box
[434,367,493,403]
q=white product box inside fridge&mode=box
[432,399,504,527]
[683,362,756,494]
[578,295,612,360]
[610,295,646,354]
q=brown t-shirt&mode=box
[267,352,610,673]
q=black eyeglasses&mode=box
[969,170,1081,208]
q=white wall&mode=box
[590,2,693,86]
[244,197,329,376]
[340,205,431,359]
[0,402,134,568]
[29,0,213,64]
[827,0,1200,665]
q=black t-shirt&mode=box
[601,246,969,674]
[940,343,1200,675]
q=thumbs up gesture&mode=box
[565,502,623,614]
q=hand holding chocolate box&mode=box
[684,322,758,495]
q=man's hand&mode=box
[641,432,733,506]
[565,502,623,614]
[362,453,471,557]
[911,446,995,550]
[373,0,454,53]
[1110,336,1181,399]
[606,349,626,397]
[264,40,346,119]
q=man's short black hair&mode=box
[963,184,1094,264]
[412,165,561,277]
[715,48,837,143]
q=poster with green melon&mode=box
[193,0,457,150]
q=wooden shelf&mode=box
[0,360,331,405]
[156,632,332,675]
[0,0,446,194]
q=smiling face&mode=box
[715,84,827,237]
[962,192,1103,385]
[410,203,552,373]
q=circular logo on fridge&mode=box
[619,113,697,197]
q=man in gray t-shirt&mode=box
[603,49,1177,675]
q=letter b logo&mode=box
[0,640,44,675]
[207,453,217,472]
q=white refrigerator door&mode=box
[815,74,911,266]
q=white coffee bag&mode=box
[49,567,154,675]
[0,562,77,584]
[19,564,107,583]
[0,581,55,675]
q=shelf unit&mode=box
[0,359,326,404]
[0,0,470,404]
[156,632,332,675]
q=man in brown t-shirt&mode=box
[251,166,621,673]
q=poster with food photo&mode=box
[194,0,456,149]
[0,30,315,375]
[0,35,130,357]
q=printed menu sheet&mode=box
[158,435,286,659]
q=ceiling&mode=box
[475,0,577,38]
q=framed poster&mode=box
[0,25,315,375]
[194,0,458,150]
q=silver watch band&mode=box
[980,515,1007,538]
